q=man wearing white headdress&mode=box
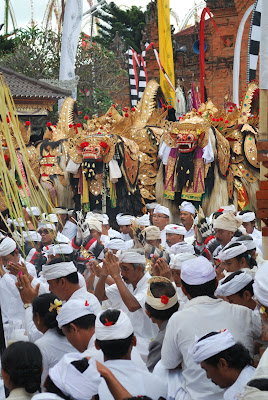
[161,256,261,400]
[116,213,134,242]
[213,212,243,259]
[164,224,194,256]
[152,205,170,249]
[169,252,195,307]
[53,207,77,240]
[95,309,167,400]
[215,271,256,310]
[218,242,258,277]
[146,202,158,224]
[0,236,37,327]
[94,250,158,360]
[192,330,255,400]
[238,210,262,251]
[179,201,196,239]
[132,213,151,230]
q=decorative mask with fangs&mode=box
[176,132,199,153]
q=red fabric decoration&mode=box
[99,141,108,149]
[85,301,89,306]
[6,117,10,123]
[217,208,224,212]
[47,122,52,127]
[80,142,89,148]
[25,121,31,126]
[84,115,89,120]
[160,295,169,305]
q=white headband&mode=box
[181,256,216,285]
[57,299,96,328]
[166,242,195,256]
[153,204,170,217]
[43,244,74,256]
[215,272,253,297]
[133,213,150,227]
[146,202,158,210]
[0,237,16,256]
[218,243,248,261]
[53,208,68,215]
[24,231,41,243]
[38,223,56,231]
[180,201,196,215]
[235,239,256,251]
[116,250,145,265]
[142,226,161,240]
[146,277,178,310]
[253,261,268,307]
[169,253,196,270]
[165,224,187,235]
[85,217,102,233]
[49,353,101,400]
[105,239,126,251]
[192,330,236,363]
[41,261,77,280]
[26,207,41,217]
[219,205,236,213]
[45,214,58,223]
[116,213,133,226]
[237,211,256,223]
[95,309,134,340]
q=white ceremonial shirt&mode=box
[161,296,261,400]
[184,225,195,239]
[105,272,158,359]
[35,328,77,387]
[224,365,255,400]
[161,229,167,249]
[67,286,101,315]
[250,228,262,251]
[61,220,77,240]
[98,359,167,400]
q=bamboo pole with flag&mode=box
[157,0,175,107]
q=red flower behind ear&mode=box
[160,295,169,305]
[104,318,114,326]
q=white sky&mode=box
[2,0,200,34]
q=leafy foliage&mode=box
[94,2,148,52]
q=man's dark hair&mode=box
[198,332,253,369]
[63,314,96,331]
[181,278,217,299]
[44,375,70,400]
[96,309,134,360]
[145,281,179,320]
[46,257,79,284]
[221,271,254,297]
[248,378,268,391]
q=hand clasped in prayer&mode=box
[15,273,40,304]
[103,251,121,280]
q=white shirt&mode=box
[250,228,262,252]
[184,225,195,239]
[105,272,158,358]
[161,296,261,400]
[35,328,77,387]
[68,286,101,315]
[61,220,77,240]
[98,359,167,400]
[224,366,255,400]
[161,229,167,249]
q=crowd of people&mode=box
[0,200,267,400]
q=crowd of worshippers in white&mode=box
[0,202,268,400]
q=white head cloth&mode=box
[57,299,96,328]
[180,201,196,215]
[165,224,187,235]
[116,213,134,226]
[0,237,16,256]
[146,276,178,310]
[85,217,102,233]
[134,213,150,227]
[146,202,158,210]
[9,218,25,228]
[49,353,101,400]
[218,243,248,262]
[253,261,268,307]
[181,256,216,285]
[103,214,109,225]
[167,241,195,256]
[108,228,122,239]
[215,271,253,297]
[44,244,74,256]
[41,261,77,281]
[220,205,236,214]
[169,253,196,270]
[192,330,236,363]
[45,214,58,223]
[116,249,145,265]
[105,239,126,251]
[235,238,257,251]
[53,207,68,215]
[241,385,268,400]
[95,309,134,340]
[237,211,256,223]
[213,212,242,232]
[26,207,41,217]
[38,223,56,231]
[142,226,161,240]
[153,204,170,217]
[24,231,41,243]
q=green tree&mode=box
[94,2,149,52]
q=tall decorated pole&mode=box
[58,0,83,110]
[157,0,175,107]
[257,0,268,258]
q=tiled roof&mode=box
[0,66,72,99]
